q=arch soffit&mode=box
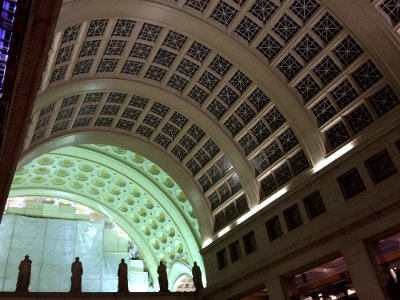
[19,131,213,241]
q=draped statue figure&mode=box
[70,257,83,292]
[157,260,169,292]
[192,261,204,291]
[118,258,129,292]
[16,255,31,292]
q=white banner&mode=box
[0,215,109,292]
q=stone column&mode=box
[266,276,286,300]
[341,241,386,300]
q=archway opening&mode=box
[172,275,195,292]
[4,143,206,291]
[1,196,150,292]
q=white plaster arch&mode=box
[169,261,196,292]
[19,130,214,242]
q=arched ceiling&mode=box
[9,143,204,284]
[20,0,400,237]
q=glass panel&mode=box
[286,257,358,299]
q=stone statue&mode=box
[157,260,169,292]
[192,261,204,291]
[128,241,138,259]
[70,257,83,292]
[118,258,129,292]
[16,255,31,292]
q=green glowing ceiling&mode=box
[9,144,203,283]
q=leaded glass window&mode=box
[325,121,350,149]
[273,14,300,43]
[290,0,320,23]
[229,240,242,262]
[104,40,126,56]
[204,139,220,156]
[351,60,383,91]
[290,150,310,175]
[226,203,238,223]
[243,231,257,254]
[163,31,187,50]
[180,135,196,152]
[188,124,205,141]
[368,85,400,117]
[138,23,161,42]
[278,128,299,151]
[303,191,326,219]
[265,107,285,130]
[252,121,270,143]
[130,43,152,59]
[296,74,321,102]
[184,0,209,13]
[311,97,337,126]
[337,168,366,200]
[86,19,108,37]
[261,174,277,196]
[189,86,209,104]
[257,34,283,61]
[313,56,341,86]
[187,41,210,62]
[275,163,292,185]
[248,88,270,110]
[265,141,282,164]
[239,133,258,155]
[177,59,199,78]
[284,204,303,231]
[250,0,277,23]
[229,71,251,93]
[153,49,177,67]
[235,16,261,43]
[145,65,167,82]
[218,86,239,107]
[211,1,238,26]
[312,13,342,44]
[365,150,398,184]
[330,79,359,109]
[278,54,303,81]
[186,158,202,176]
[266,216,282,241]
[333,35,363,67]
[346,104,374,134]
[252,153,269,174]
[294,34,321,63]
[112,19,135,37]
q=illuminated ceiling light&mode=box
[313,143,354,173]
[217,225,231,238]
[203,187,288,248]
[202,238,212,248]
[347,288,356,295]
[235,187,288,226]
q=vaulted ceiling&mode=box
[6,0,400,284]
